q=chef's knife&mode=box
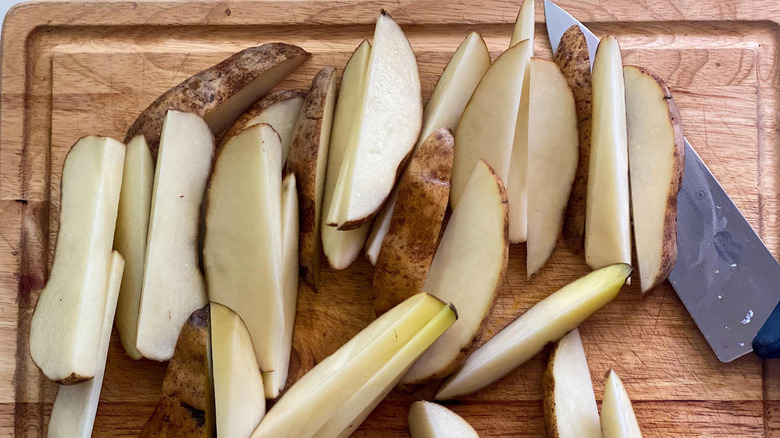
[544,0,780,362]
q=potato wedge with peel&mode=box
[211,303,266,438]
[126,43,309,156]
[113,135,153,360]
[251,293,456,438]
[287,66,338,288]
[204,123,292,398]
[326,11,422,230]
[408,401,478,438]
[373,128,454,316]
[136,111,213,362]
[217,89,307,162]
[436,263,631,400]
[47,252,123,438]
[510,0,534,48]
[139,307,214,437]
[526,59,579,277]
[543,329,601,438]
[585,36,631,270]
[29,136,125,384]
[556,25,593,252]
[401,160,508,386]
[365,31,491,264]
[625,66,684,293]
[602,370,643,438]
[321,40,372,269]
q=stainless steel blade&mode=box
[544,0,780,362]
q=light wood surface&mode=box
[1,0,779,436]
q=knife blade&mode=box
[544,0,780,362]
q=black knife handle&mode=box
[753,301,780,359]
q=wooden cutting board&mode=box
[2,0,779,436]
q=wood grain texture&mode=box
[1,0,779,436]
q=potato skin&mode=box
[126,43,309,157]
[216,89,307,148]
[555,25,592,252]
[139,306,213,437]
[626,65,685,293]
[372,128,454,316]
[542,342,560,438]
[286,66,337,289]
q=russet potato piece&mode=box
[601,370,643,438]
[365,31,491,264]
[287,66,338,288]
[126,43,309,156]
[585,36,632,271]
[276,172,300,396]
[624,65,684,293]
[47,252,123,438]
[509,0,534,48]
[436,263,631,400]
[408,401,478,438]
[543,329,602,438]
[135,111,213,362]
[29,136,125,384]
[372,128,454,315]
[401,160,508,386]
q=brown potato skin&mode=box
[139,306,213,437]
[542,342,560,438]
[215,89,307,148]
[125,43,309,157]
[286,66,337,289]
[555,26,592,253]
[372,128,455,316]
[626,65,685,293]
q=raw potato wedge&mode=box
[287,66,338,288]
[203,124,288,398]
[326,11,422,230]
[556,25,593,252]
[373,128,454,316]
[126,43,309,156]
[217,89,307,161]
[113,135,154,360]
[526,59,579,277]
[47,252,123,438]
[543,329,602,438]
[436,263,631,400]
[602,370,643,438]
[211,303,266,438]
[136,111,213,362]
[510,0,534,48]
[252,293,456,438]
[29,136,125,384]
[402,160,508,385]
[365,31,491,264]
[585,36,631,270]
[139,307,214,437]
[321,40,372,269]
[624,65,684,293]
[408,401,478,438]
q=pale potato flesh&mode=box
[251,293,452,438]
[365,31,491,264]
[624,65,683,293]
[321,40,372,269]
[451,40,530,210]
[136,111,212,362]
[526,59,579,277]
[29,136,125,383]
[326,11,422,229]
[507,48,532,243]
[47,252,123,438]
[203,124,285,397]
[602,370,643,438]
[243,96,305,164]
[436,263,631,399]
[408,401,478,438]
[509,0,534,48]
[210,303,266,438]
[402,160,508,385]
[585,36,631,270]
[114,135,154,360]
[543,329,601,438]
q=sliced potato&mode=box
[602,370,643,438]
[509,0,534,48]
[408,401,478,438]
